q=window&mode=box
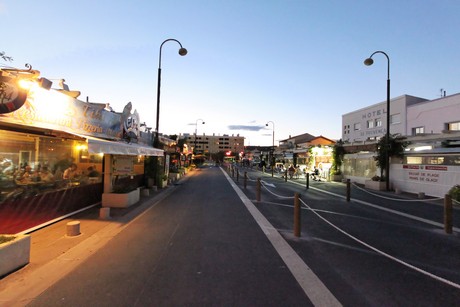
[375,118,382,127]
[354,123,361,131]
[405,156,422,164]
[412,127,425,135]
[390,113,401,124]
[0,129,104,204]
[367,120,374,128]
[447,121,460,131]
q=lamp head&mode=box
[266,123,269,127]
[179,48,188,56]
[364,57,374,66]
[202,121,205,124]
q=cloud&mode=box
[228,125,266,131]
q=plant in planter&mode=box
[331,140,345,181]
[0,234,31,277]
[448,185,460,202]
[373,133,409,181]
[102,177,140,208]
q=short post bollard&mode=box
[285,170,288,182]
[444,194,453,234]
[236,168,239,182]
[232,167,235,178]
[294,193,301,237]
[244,171,247,189]
[346,179,351,202]
[306,173,309,189]
[256,178,261,202]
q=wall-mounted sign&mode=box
[112,155,134,175]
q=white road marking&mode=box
[221,168,342,307]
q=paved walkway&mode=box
[0,180,177,306]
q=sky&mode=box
[2,0,460,146]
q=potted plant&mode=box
[365,175,387,191]
[0,234,31,277]
[144,156,156,188]
[372,133,409,189]
[448,185,460,202]
[158,174,168,188]
[331,140,345,182]
[102,182,140,208]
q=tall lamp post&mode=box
[364,51,391,191]
[194,119,205,154]
[266,121,275,177]
[155,38,188,148]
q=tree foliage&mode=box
[1,51,13,62]
[332,139,346,174]
[374,134,409,178]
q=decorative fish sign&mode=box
[0,76,28,114]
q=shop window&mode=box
[411,127,425,135]
[446,121,460,131]
[426,156,444,165]
[0,129,103,204]
[405,156,422,164]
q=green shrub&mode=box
[0,235,15,244]
[448,185,460,202]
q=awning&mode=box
[86,136,163,156]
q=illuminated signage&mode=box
[0,76,27,114]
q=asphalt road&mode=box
[236,166,460,306]
[28,166,311,307]
[26,165,460,306]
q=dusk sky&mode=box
[2,0,459,146]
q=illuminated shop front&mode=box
[0,68,161,234]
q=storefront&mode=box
[0,69,162,234]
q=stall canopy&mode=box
[86,136,163,156]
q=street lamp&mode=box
[154,38,188,148]
[194,119,205,154]
[266,121,275,177]
[364,50,391,191]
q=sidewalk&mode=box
[0,179,180,300]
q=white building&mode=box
[342,95,428,143]
[342,93,460,198]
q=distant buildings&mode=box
[182,133,245,155]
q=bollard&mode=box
[444,194,453,234]
[346,179,351,202]
[256,178,261,202]
[66,221,81,237]
[232,167,235,178]
[236,168,239,182]
[285,170,288,182]
[306,173,309,189]
[244,171,247,189]
[294,193,301,237]
[99,207,111,220]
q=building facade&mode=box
[342,92,460,197]
[182,133,245,155]
[0,67,162,234]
